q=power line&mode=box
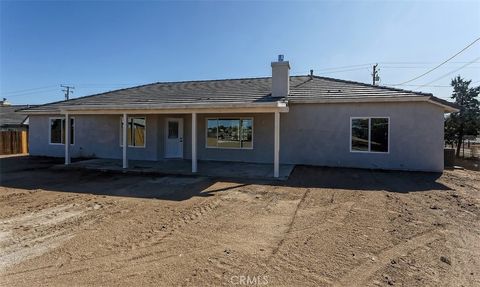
[387,84,452,88]
[418,56,480,87]
[395,36,480,85]
[303,61,480,74]
[314,63,373,72]
[382,65,480,69]
[3,88,59,98]
[2,85,57,95]
[380,61,480,65]
[312,67,371,75]
[291,67,369,75]
[76,83,144,86]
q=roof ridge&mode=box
[311,75,433,97]
[152,75,272,85]
[291,77,313,88]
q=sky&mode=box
[1,0,479,105]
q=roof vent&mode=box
[278,54,284,62]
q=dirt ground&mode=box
[0,156,479,286]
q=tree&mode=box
[444,76,480,156]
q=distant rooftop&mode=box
[0,105,32,127]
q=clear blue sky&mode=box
[1,1,479,105]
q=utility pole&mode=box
[372,64,380,85]
[61,85,74,100]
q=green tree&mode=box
[445,76,480,156]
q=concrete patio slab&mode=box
[55,159,295,180]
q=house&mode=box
[0,100,32,155]
[0,100,30,132]
[20,56,458,177]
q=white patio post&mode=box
[122,113,128,169]
[64,112,70,165]
[191,112,197,173]
[274,111,280,178]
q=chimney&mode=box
[271,55,290,98]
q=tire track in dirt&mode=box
[0,204,89,271]
[137,197,223,249]
[2,197,224,281]
[265,200,355,285]
[333,228,444,287]
[118,188,303,285]
[271,252,334,285]
[268,188,311,261]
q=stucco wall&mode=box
[280,102,445,172]
[28,101,445,172]
[29,114,159,160]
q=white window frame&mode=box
[48,117,75,145]
[119,116,146,148]
[350,117,390,154]
[205,117,254,150]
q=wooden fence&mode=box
[0,131,28,155]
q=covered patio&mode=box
[60,101,289,179]
[59,158,295,180]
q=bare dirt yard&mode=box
[0,156,479,286]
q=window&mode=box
[168,121,179,139]
[120,116,146,147]
[351,117,389,153]
[206,118,253,149]
[49,118,74,145]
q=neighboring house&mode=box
[0,101,33,154]
[20,56,458,176]
[0,102,30,131]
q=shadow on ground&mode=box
[0,156,452,201]
[285,165,450,193]
[454,157,480,171]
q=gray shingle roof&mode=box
[21,75,457,113]
[0,105,30,127]
[290,76,432,99]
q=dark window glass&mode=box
[168,121,178,139]
[351,118,369,151]
[50,118,74,144]
[50,119,62,144]
[371,118,389,152]
[63,118,75,145]
[240,119,253,148]
[69,118,75,145]
[206,119,218,147]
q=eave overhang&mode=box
[289,95,459,113]
[19,101,289,115]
